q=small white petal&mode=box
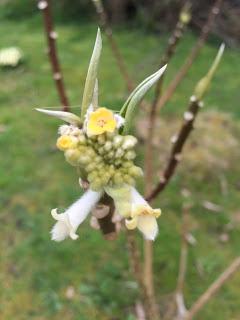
[51,189,102,241]
[137,215,159,240]
[51,220,71,242]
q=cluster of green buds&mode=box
[57,124,143,191]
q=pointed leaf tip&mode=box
[36,108,82,125]
[194,44,225,100]
[81,29,102,119]
[121,65,167,133]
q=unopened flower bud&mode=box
[78,155,91,165]
[122,136,137,150]
[87,171,98,182]
[113,172,124,185]
[90,178,103,191]
[123,175,135,185]
[98,147,105,155]
[115,148,124,158]
[129,166,143,178]
[97,134,106,145]
[78,134,86,144]
[64,149,81,166]
[85,163,96,172]
[124,150,136,160]
[106,132,115,140]
[113,135,123,148]
[122,161,133,168]
[104,141,113,152]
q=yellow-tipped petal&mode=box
[137,215,158,241]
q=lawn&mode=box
[0,16,240,320]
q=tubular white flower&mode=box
[51,189,102,241]
[126,188,161,241]
[105,186,161,240]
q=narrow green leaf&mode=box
[81,28,102,119]
[194,43,225,100]
[120,68,165,117]
[92,79,98,110]
[122,65,167,134]
[36,108,82,125]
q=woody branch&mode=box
[147,95,203,202]
[38,0,70,111]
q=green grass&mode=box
[0,16,240,320]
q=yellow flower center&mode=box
[87,107,117,136]
[97,118,107,128]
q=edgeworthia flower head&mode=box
[37,29,166,241]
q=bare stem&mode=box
[155,0,222,113]
[38,0,70,111]
[176,205,189,295]
[145,2,190,210]
[146,96,203,202]
[153,2,191,110]
[185,257,240,320]
[91,0,134,91]
[175,204,190,319]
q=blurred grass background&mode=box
[0,5,240,320]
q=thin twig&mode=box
[146,96,203,202]
[175,204,190,319]
[38,0,70,111]
[91,0,134,91]
[184,257,240,320]
[126,231,149,320]
[143,240,159,320]
[153,2,191,110]
[155,0,222,113]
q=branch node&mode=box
[171,134,178,144]
[174,153,182,162]
[49,31,58,39]
[38,0,48,10]
[53,72,62,80]
[190,95,197,102]
[184,111,194,121]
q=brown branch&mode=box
[184,257,240,320]
[91,0,134,92]
[153,2,191,110]
[155,0,222,113]
[145,3,190,203]
[38,0,70,111]
[146,96,203,202]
